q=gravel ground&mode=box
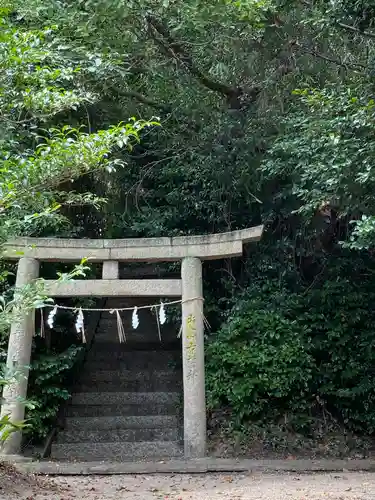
[1,471,375,500]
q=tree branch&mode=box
[337,22,375,39]
[145,14,258,108]
[295,42,367,71]
[115,88,172,113]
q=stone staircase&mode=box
[51,297,183,462]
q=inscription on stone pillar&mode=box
[181,257,206,459]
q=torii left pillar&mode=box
[1,257,39,455]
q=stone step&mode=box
[90,344,180,352]
[71,391,181,406]
[93,332,178,344]
[65,402,179,418]
[85,345,181,361]
[51,440,183,462]
[64,415,179,431]
[84,355,181,370]
[57,427,179,444]
[83,359,181,372]
[75,378,181,393]
[79,369,180,383]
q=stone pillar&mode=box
[1,257,39,455]
[102,260,119,280]
[181,257,206,458]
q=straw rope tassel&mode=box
[203,314,211,331]
[74,308,86,343]
[177,324,182,339]
[82,323,86,344]
[154,306,162,343]
[113,309,126,343]
[39,308,45,338]
[80,308,87,344]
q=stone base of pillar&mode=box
[0,454,33,463]
[0,432,23,457]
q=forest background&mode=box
[2,0,375,457]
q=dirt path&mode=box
[1,471,375,500]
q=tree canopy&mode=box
[2,0,375,452]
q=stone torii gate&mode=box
[1,225,263,459]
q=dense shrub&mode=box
[206,293,314,424]
[25,345,83,441]
[206,258,375,434]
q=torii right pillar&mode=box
[181,256,206,458]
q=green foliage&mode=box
[0,414,24,442]
[2,0,375,447]
[0,5,156,441]
[0,7,157,240]
[25,345,83,440]
[297,268,375,432]
[207,255,375,434]
[262,86,375,248]
[0,367,34,442]
[206,291,314,423]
